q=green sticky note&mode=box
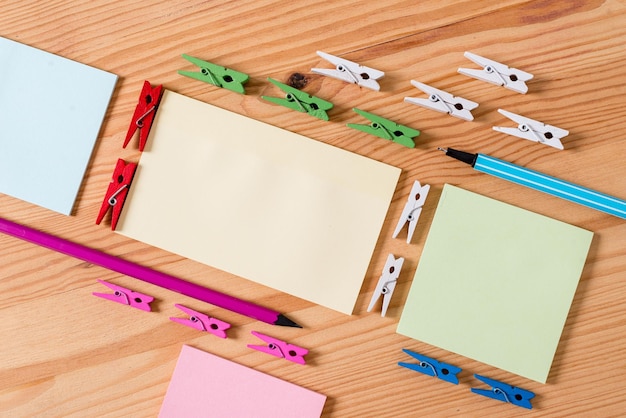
[397,184,593,383]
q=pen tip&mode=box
[275,314,302,328]
[437,147,448,153]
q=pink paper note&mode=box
[159,345,326,418]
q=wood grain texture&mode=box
[1,0,626,416]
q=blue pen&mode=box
[439,147,626,219]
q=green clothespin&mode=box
[261,78,333,121]
[347,108,420,148]
[178,54,249,94]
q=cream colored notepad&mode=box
[117,91,400,315]
[396,184,593,383]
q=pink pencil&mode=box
[0,217,300,327]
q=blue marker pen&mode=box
[439,147,626,220]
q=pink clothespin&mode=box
[169,304,231,338]
[247,331,308,365]
[92,279,154,311]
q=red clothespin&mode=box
[169,304,231,338]
[247,331,308,365]
[92,279,154,311]
[96,158,137,230]
[123,80,163,151]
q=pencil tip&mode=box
[275,314,302,328]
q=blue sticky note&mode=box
[0,37,117,215]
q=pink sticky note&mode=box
[159,345,327,418]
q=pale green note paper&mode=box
[397,184,593,383]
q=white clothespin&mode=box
[367,254,404,317]
[404,80,478,121]
[393,180,430,243]
[312,51,384,91]
[493,109,568,150]
[458,51,533,94]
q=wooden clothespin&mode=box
[96,158,137,230]
[312,50,384,91]
[261,77,333,121]
[248,331,308,365]
[399,349,462,385]
[123,80,163,151]
[493,109,568,150]
[405,80,478,121]
[471,374,535,409]
[458,51,533,94]
[170,304,231,338]
[178,54,249,94]
[92,279,154,312]
[347,108,420,148]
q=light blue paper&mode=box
[0,37,117,215]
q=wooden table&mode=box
[1,1,625,416]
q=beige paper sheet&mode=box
[117,91,400,315]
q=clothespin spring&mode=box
[189,315,210,332]
[381,279,395,294]
[519,123,548,144]
[429,93,463,114]
[494,387,511,403]
[107,184,128,206]
[269,342,298,359]
[338,64,360,84]
[419,360,438,377]
[407,207,421,221]
[485,65,507,85]
[114,289,130,304]
[136,105,156,128]
[286,93,320,113]
[372,122,395,141]
[201,68,222,87]
[111,287,150,307]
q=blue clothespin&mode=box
[178,54,249,94]
[261,78,333,121]
[347,108,420,148]
[471,374,535,409]
[398,349,461,385]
